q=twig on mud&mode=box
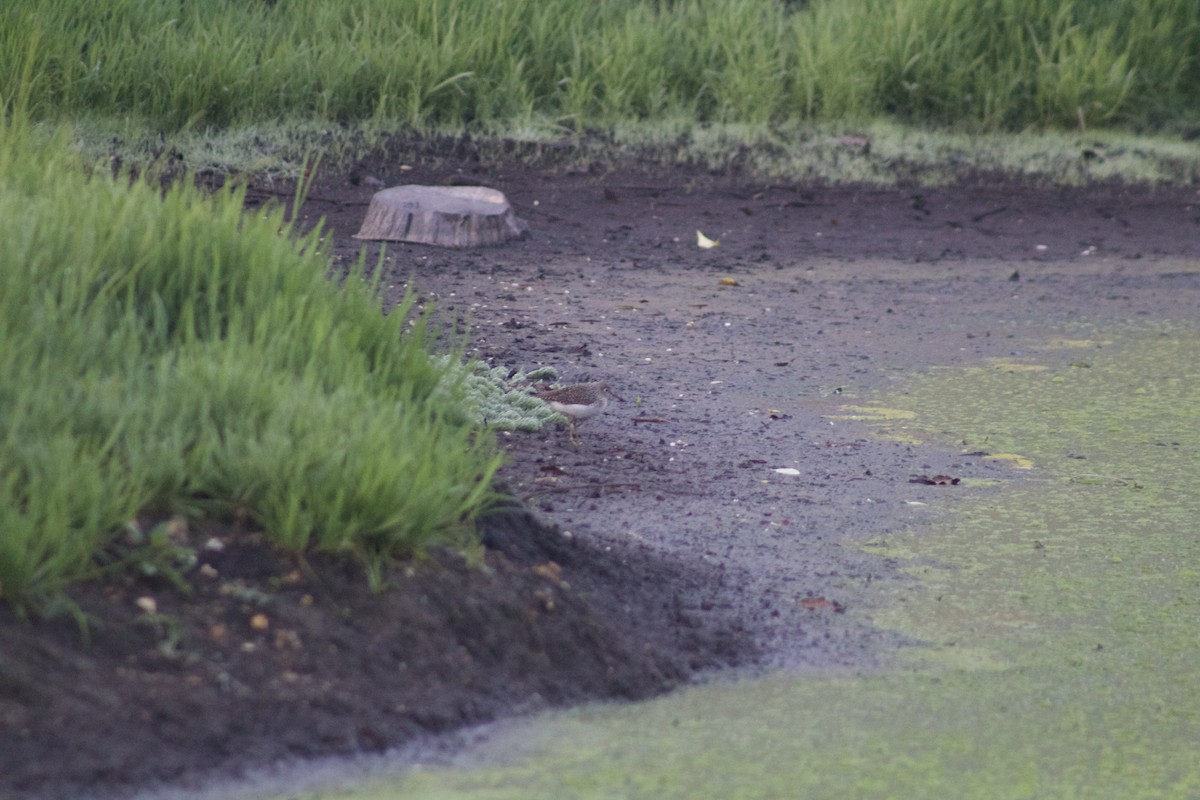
[971,205,1008,223]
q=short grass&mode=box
[3,0,1197,134]
[0,113,502,614]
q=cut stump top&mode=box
[353,185,529,248]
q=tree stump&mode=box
[353,185,528,248]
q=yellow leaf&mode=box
[696,229,719,249]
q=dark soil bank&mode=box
[3,140,1198,799]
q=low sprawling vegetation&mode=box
[0,114,501,612]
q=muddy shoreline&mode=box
[2,145,1198,799]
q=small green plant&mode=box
[135,609,187,661]
[456,362,567,431]
[102,517,199,596]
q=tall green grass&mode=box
[0,114,501,613]
[2,0,1196,134]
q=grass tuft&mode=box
[0,114,501,612]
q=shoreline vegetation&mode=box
[5,0,1198,134]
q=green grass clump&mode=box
[2,0,1197,134]
[0,115,501,612]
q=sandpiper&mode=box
[535,382,620,443]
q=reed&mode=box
[1,0,1195,133]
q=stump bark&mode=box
[353,185,528,248]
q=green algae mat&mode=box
[310,327,1200,800]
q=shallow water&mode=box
[301,327,1199,800]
